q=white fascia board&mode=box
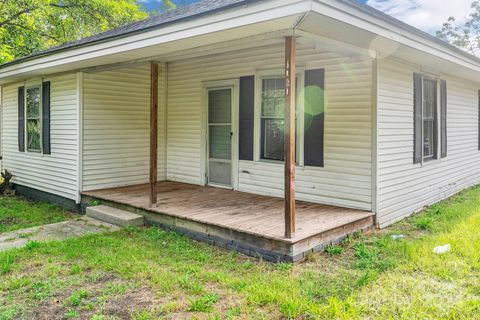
[80,30,291,73]
[0,0,311,79]
[312,0,480,73]
[295,30,374,58]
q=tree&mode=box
[0,0,174,64]
[436,1,480,56]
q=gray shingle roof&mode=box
[1,0,479,69]
[0,0,253,68]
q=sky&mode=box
[139,0,474,35]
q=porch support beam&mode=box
[284,36,296,239]
[149,61,159,207]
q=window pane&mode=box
[423,120,434,158]
[262,119,284,160]
[274,97,285,116]
[423,79,437,160]
[260,77,298,162]
[423,80,436,120]
[261,78,285,117]
[263,79,277,92]
[27,119,41,151]
[261,98,275,117]
[26,87,40,118]
[209,125,231,160]
[208,89,231,124]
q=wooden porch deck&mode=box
[82,181,374,261]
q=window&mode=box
[254,68,324,166]
[18,81,50,154]
[26,86,41,152]
[422,78,437,161]
[413,73,443,163]
[261,78,286,161]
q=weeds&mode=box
[188,293,220,312]
[25,240,41,250]
[0,252,14,274]
[325,244,343,255]
[179,271,204,294]
[2,186,480,318]
[66,289,90,307]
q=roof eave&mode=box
[313,0,480,69]
[2,0,480,82]
[0,0,312,83]
[0,0,262,70]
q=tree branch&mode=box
[0,6,37,28]
[4,21,61,42]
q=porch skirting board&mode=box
[13,183,81,213]
[147,214,374,262]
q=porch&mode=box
[79,20,376,261]
[82,181,374,261]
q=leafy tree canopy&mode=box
[436,0,480,56]
[0,0,175,64]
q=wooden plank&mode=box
[82,181,374,242]
[284,36,296,238]
[149,62,159,207]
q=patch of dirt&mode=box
[375,218,430,239]
[27,272,168,320]
[24,272,244,319]
[99,287,165,319]
[6,256,252,320]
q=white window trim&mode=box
[253,66,305,166]
[419,73,441,165]
[24,83,43,153]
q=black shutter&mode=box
[42,81,51,154]
[18,86,25,152]
[440,80,447,158]
[304,69,325,167]
[239,76,254,160]
[413,73,423,164]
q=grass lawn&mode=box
[1,187,480,319]
[0,196,74,233]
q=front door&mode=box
[207,87,233,188]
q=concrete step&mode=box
[86,205,144,227]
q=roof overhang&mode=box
[306,0,480,82]
[0,0,310,84]
[1,0,480,85]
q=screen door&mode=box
[207,88,232,187]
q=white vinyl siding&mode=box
[377,58,480,227]
[1,73,78,200]
[167,42,373,210]
[82,64,166,191]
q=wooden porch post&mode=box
[284,36,296,238]
[149,61,159,207]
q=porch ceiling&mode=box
[300,10,480,83]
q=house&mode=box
[1,0,479,261]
